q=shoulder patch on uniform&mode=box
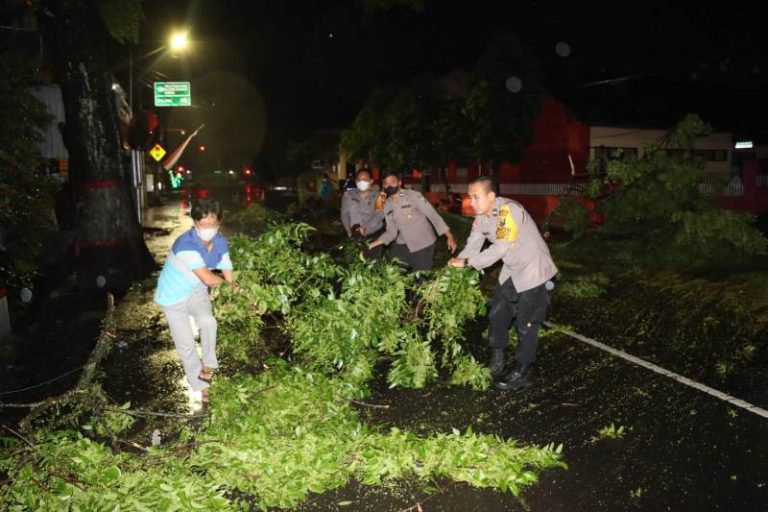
[496,205,518,242]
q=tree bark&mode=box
[41,0,155,289]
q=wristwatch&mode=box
[463,258,469,266]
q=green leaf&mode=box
[102,465,121,484]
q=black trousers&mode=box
[489,279,550,365]
[362,228,385,260]
[388,243,435,272]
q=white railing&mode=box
[424,183,587,196]
[700,171,731,185]
[757,175,768,187]
[448,184,469,194]
[499,183,587,196]
[428,181,750,198]
[698,183,744,197]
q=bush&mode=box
[0,48,55,288]
[671,210,768,267]
[547,198,590,238]
[558,273,609,299]
[560,114,768,272]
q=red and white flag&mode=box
[161,124,205,171]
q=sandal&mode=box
[198,367,214,383]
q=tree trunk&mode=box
[41,0,155,289]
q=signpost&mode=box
[149,144,167,162]
[154,82,191,107]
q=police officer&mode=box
[341,169,386,259]
[449,176,557,390]
[368,171,457,271]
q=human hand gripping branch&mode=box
[367,238,384,250]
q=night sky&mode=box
[138,0,768,161]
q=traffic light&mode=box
[126,111,160,150]
[169,169,183,189]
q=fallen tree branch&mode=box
[18,389,91,433]
[116,439,149,452]
[395,480,464,512]
[350,399,390,409]
[0,401,46,409]
[77,305,118,389]
[397,503,423,512]
[104,408,206,419]
[2,425,36,450]
[167,439,231,456]
[46,467,87,491]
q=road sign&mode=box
[149,144,167,162]
[154,82,191,107]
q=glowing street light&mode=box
[169,31,189,53]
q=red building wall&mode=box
[500,95,590,184]
[421,95,592,221]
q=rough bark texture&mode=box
[41,0,155,289]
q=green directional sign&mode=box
[154,82,191,107]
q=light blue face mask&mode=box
[356,180,371,191]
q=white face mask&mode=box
[356,180,371,191]
[196,227,218,242]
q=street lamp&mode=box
[128,29,191,112]
[126,29,192,224]
[169,30,190,54]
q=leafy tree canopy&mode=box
[341,34,542,172]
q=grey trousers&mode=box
[162,285,218,391]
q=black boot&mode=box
[488,348,506,378]
[494,363,533,391]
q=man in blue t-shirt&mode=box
[155,198,233,403]
[319,173,334,202]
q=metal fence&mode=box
[499,183,587,196]
[431,178,757,198]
